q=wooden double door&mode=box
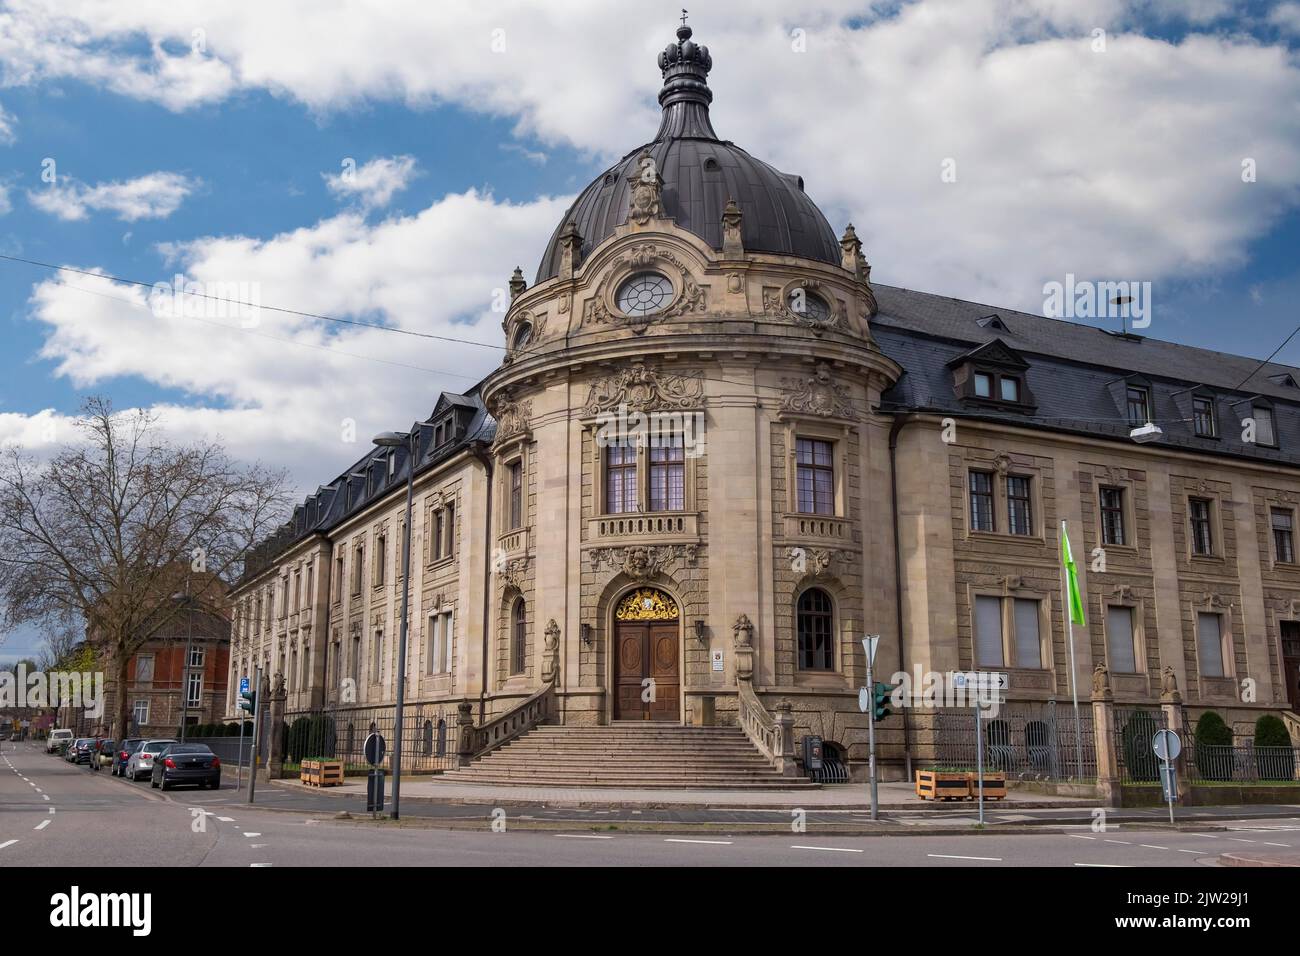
[613,621,680,721]
[1283,621,1300,714]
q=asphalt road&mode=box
[3,739,1299,867]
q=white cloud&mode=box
[10,189,570,487]
[0,100,15,143]
[323,155,417,210]
[0,182,10,216]
[1271,2,1300,36]
[28,171,198,221]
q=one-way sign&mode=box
[949,670,1009,691]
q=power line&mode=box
[1233,323,1300,391]
[0,253,507,352]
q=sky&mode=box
[1,0,1300,662]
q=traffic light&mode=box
[239,683,256,714]
[872,681,898,721]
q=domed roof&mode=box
[535,23,841,283]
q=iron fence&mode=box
[1182,738,1300,784]
[935,701,1096,781]
[1113,706,1167,784]
[279,703,461,774]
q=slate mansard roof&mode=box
[239,388,492,585]
[873,284,1300,465]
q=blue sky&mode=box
[2,0,1300,663]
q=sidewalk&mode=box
[271,776,1095,810]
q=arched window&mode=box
[511,598,527,675]
[436,719,448,757]
[796,588,834,671]
[422,720,433,756]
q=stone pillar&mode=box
[263,671,286,781]
[733,614,755,684]
[1091,663,1120,807]
[1160,667,1191,800]
[773,698,796,775]
[456,702,476,768]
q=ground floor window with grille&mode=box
[1106,605,1139,673]
[796,587,834,670]
[1197,612,1226,677]
[974,595,1044,668]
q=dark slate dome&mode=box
[535,22,841,283]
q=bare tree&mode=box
[0,397,291,738]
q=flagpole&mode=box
[1061,519,1084,780]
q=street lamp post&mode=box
[175,576,195,743]
[373,430,416,820]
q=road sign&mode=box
[949,670,1009,691]
[239,676,249,695]
[364,732,386,767]
[861,635,880,667]
[858,687,870,713]
[1152,729,1181,761]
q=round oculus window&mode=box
[616,272,674,316]
[788,288,831,323]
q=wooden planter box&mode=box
[916,770,972,801]
[968,771,1007,799]
[301,759,345,788]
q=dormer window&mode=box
[949,339,1034,410]
[1126,386,1151,426]
[1192,395,1217,438]
[1253,404,1277,447]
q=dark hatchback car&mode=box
[150,743,220,791]
[70,738,95,764]
[111,738,145,776]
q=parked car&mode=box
[94,739,116,769]
[125,739,177,781]
[46,729,73,754]
[150,743,220,791]
[112,738,145,777]
[68,738,94,764]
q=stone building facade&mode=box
[227,23,1300,781]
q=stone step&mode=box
[441,775,818,789]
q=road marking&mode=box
[1190,833,1219,839]
[48,808,55,815]
[1068,835,1096,840]
[1074,863,1130,867]
[0,840,18,850]
[1228,838,1256,843]
[927,853,1002,861]
[555,834,613,840]
[34,820,50,831]
[250,843,268,848]
[791,845,863,853]
[217,817,234,822]
[664,838,733,845]
[243,832,262,838]
[1139,844,1167,850]
[41,795,49,801]
[1104,839,1131,845]
[249,863,272,867]
[1175,849,1201,854]
[1263,842,1291,847]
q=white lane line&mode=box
[1104,839,1132,845]
[243,832,262,838]
[250,844,268,849]
[1075,862,1130,867]
[33,820,50,831]
[555,834,613,840]
[1068,835,1096,840]
[664,838,733,845]
[1175,849,1202,854]
[1190,833,1219,839]
[1228,838,1256,844]
[1263,842,1291,848]
[48,808,55,815]
[41,795,49,801]
[927,853,1002,861]
[249,863,272,868]
[0,840,18,850]
[1139,844,1168,850]
[791,845,864,853]
[217,817,234,823]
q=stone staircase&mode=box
[440,723,818,789]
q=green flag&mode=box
[1060,521,1086,626]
